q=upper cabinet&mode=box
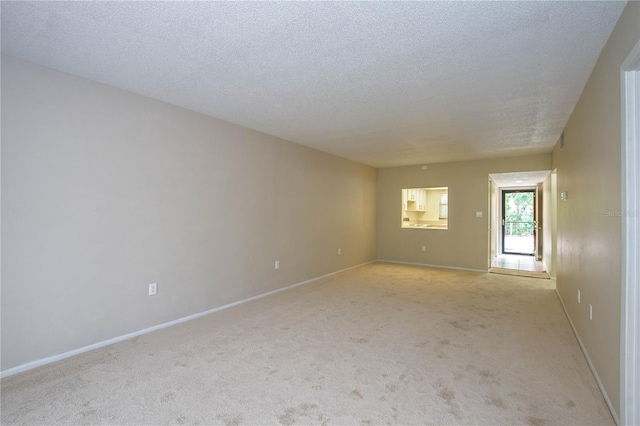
[417,189,426,212]
[403,188,426,212]
[402,188,427,212]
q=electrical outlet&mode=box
[577,290,581,304]
[275,260,280,270]
[421,245,426,252]
[148,283,157,296]
[338,248,341,255]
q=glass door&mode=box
[502,190,535,255]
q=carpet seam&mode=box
[377,259,487,273]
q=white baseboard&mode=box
[0,260,375,379]
[378,259,487,273]
[554,288,620,425]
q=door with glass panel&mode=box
[502,190,535,255]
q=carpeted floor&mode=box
[488,267,550,280]
[1,262,613,425]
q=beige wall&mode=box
[422,188,447,223]
[552,1,639,419]
[377,155,551,271]
[0,56,377,371]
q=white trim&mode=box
[555,289,619,425]
[621,38,640,426]
[0,260,375,379]
[378,259,487,273]
[498,186,538,257]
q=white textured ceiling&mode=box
[490,171,551,187]
[0,1,626,168]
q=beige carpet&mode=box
[1,262,613,425]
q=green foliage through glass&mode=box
[504,192,534,236]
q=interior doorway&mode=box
[488,171,551,279]
[502,189,535,256]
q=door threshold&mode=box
[489,267,550,279]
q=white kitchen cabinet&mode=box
[417,189,426,211]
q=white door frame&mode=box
[500,186,536,256]
[620,39,640,426]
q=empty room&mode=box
[1,1,639,425]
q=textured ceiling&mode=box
[490,171,551,187]
[0,1,626,168]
